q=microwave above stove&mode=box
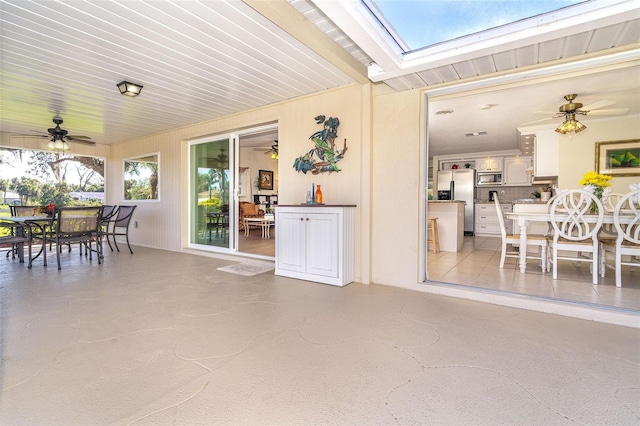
[476,171,502,186]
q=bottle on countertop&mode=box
[315,185,323,204]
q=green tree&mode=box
[10,177,41,204]
[0,178,9,202]
[38,182,73,207]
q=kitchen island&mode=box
[427,200,465,252]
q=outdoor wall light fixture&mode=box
[555,113,586,134]
[117,81,143,97]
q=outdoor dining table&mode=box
[505,211,635,273]
[5,216,53,266]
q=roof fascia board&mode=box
[423,45,640,99]
[391,0,640,81]
[242,0,369,84]
[311,0,403,71]
[313,0,638,83]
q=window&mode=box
[124,153,159,201]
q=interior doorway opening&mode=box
[237,125,279,258]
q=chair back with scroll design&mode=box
[548,189,604,284]
[600,189,640,287]
[604,193,625,214]
[495,195,547,271]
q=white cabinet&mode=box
[477,157,503,172]
[503,156,531,186]
[439,160,475,171]
[275,206,355,286]
[533,130,559,177]
[475,203,512,236]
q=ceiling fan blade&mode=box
[67,135,92,140]
[66,137,96,146]
[533,111,560,115]
[581,99,615,111]
[13,133,48,138]
[586,107,629,115]
[520,117,556,126]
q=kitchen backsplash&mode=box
[476,186,542,202]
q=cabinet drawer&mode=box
[476,224,501,234]
[476,204,495,213]
[476,204,512,213]
[476,214,497,223]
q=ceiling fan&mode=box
[522,94,629,132]
[22,115,96,148]
[263,140,278,159]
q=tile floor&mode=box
[1,245,639,425]
[428,236,640,311]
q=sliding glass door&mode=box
[189,136,236,250]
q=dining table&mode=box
[504,211,635,273]
[4,215,54,266]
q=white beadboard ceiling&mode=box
[0,0,357,146]
[0,0,639,156]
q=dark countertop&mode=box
[428,200,465,203]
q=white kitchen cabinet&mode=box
[503,156,532,186]
[275,205,355,286]
[475,203,512,236]
[477,157,503,172]
[533,130,559,177]
[439,160,475,171]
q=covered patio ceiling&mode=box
[0,0,638,152]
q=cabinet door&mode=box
[503,157,531,186]
[478,158,502,171]
[276,212,306,273]
[305,213,339,278]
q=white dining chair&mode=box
[548,189,604,284]
[494,196,547,271]
[603,192,625,214]
[600,189,640,287]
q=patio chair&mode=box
[0,222,32,267]
[547,189,604,284]
[99,205,119,251]
[600,189,640,287]
[102,205,136,254]
[11,204,58,247]
[50,206,103,270]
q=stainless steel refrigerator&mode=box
[436,169,475,235]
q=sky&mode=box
[373,0,586,50]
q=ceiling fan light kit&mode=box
[117,81,143,97]
[555,113,587,134]
[522,93,628,131]
[47,139,70,151]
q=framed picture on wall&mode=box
[258,169,274,190]
[595,139,640,177]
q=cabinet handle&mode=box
[306,218,309,221]
[300,218,304,221]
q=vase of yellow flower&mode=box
[579,171,612,213]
